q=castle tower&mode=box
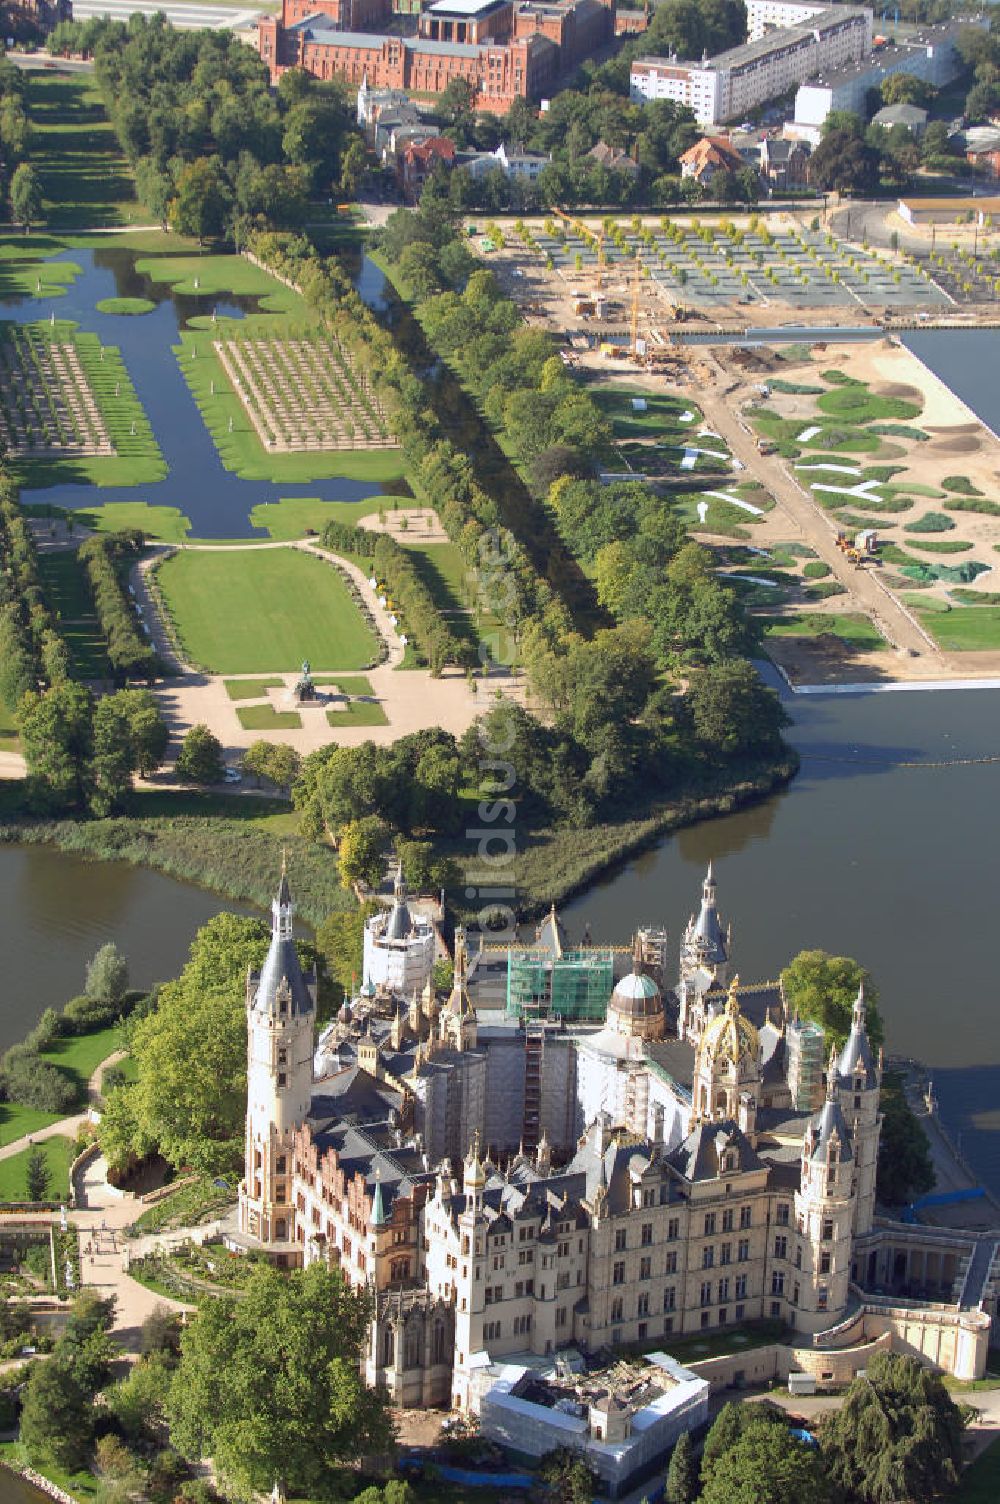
[452,1133,488,1409]
[678,862,732,1039]
[240,863,317,1250]
[837,984,882,1237]
[690,975,760,1138]
[441,927,477,1052]
[793,1055,854,1333]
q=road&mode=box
[698,379,940,662]
[70,0,267,29]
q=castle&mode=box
[237,863,993,1437]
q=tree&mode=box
[175,724,225,785]
[315,900,380,1002]
[19,682,94,814]
[876,1070,933,1206]
[99,914,281,1175]
[10,163,42,231]
[665,1430,698,1504]
[881,72,934,108]
[20,1357,95,1470]
[91,692,139,816]
[538,1446,599,1503]
[25,1146,49,1202]
[86,942,129,1011]
[167,1262,393,1500]
[338,815,389,890]
[780,950,883,1054]
[242,740,300,793]
[115,688,169,776]
[682,660,787,757]
[809,129,880,195]
[701,1420,833,1504]
[168,157,231,244]
[339,134,366,197]
[701,1401,786,1486]
[820,1352,965,1503]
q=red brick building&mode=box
[259,0,613,110]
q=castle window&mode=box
[735,1275,747,1299]
[665,1251,677,1274]
[822,1219,834,1241]
[615,1228,627,1252]
[276,1156,286,1173]
[611,1297,623,1321]
[278,1073,287,1089]
[793,1282,800,1305]
[382,1327,394,1366]
[771,1272,784,1296]
[641,1223,653,1247]
[820,1252,831,1275]
[776,1203,790,1226]
[818,1286,828,1311]
[735,1304,744,1321]
[640,1257,651,1280]
[667,1218,679,1241]
[770,1301,781,1318]
[702,1246,714,1269]
[664,1286,676,1311]
[722,1208,734,1233]
[720,1243,731,1266]
[738,1239,749,1262]
[612,1261,625,1285]
[774,1236,788,1260]
[718,1277,729,1302]
[739,1206,752,1229]
[700,1281,712,1306]
[704,1213,716,1236]
[718,1308,727,1326]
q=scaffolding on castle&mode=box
[505,947,615,1022]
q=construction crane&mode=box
[630,254,641,359]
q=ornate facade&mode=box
[238,864,991,1417]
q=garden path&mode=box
[0,1047,124,1163]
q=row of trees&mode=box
[46,16,361,241]
[0,477,69,713]
[79,531,160,681]
[20,682,169,815]
[320,518,474,672]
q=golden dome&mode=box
[700,976,759,1065]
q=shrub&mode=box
[903,511,955,533]
[941,475,983,496]
[802,561,830,579]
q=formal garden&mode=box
[214,334,396,454]
[0,326,111,459]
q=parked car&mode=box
[223,767,242,785]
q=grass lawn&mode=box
[42,1023,123,1093]
[0,1134,75,1203]
[0,244,83,302]
[906,539,973,553]
[0,699,19,750]
[915,605,1000,650]
[156,547,379,673]
[74,501,192,542]
[326,701,388,728]
[37,550,109,678]
[249,495,387,540]
[129,1175,237,1235]
[956,1438,1000,1501]
[225,677,283,700]
[95,297,156,315]
[592,385,702,440]
[237,705,302,731]
[28,73,139,231]
[135,253,306,314]
[0,1441,99,1501]
[313,675,375,694]
[0,1103,63,1149]
[764,611,886,649]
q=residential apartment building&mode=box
[630,5,873,125]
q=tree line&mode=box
[0,477,70,713]
[46,16,363,242]
[79,531,160,682]
[319,518,474,673]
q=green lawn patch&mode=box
[765,611,885,648]
[129,1175,237,1235]
[326,701,388,728]
[0,1440,99,1502]
[41,1023,122,1097]
[95,297,155,316]
[904,511,955,532]
[946,498,1000,516]
[0,1135,75,1204]
[225,677,284,700]
[592,385,702,440]
[26,73,139,231]
[942,475,983,496]
[236,705,302,731]
[805,579,847,599]
[767,379,824,394]
[915,605,1000,650]
[955,1436,1000,1501]
[248,495,387,541]
[156,547,379,674]
[37,551,109,679]
[0,249,82,302]
[803,561,830,579]
[817,386,922,423]
[74,501,191,542]
[950,588,1000,605]
[134,253,304,314]
[902,590,948,610]
[0,1103,63,1150]
[868,423,930,440]
[906,539,973,553]
[312,675,375,695]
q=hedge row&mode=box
[0,475,69,710]
[79,532,159,680]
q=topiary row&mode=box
[79,532,159,681]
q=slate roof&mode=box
[668,1120,763,1182]
[253,936,316,1018]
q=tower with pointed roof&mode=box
[240,863,317,1251]
[793,1053,855,1332]
[440,926,477,1052]
[678,863,732,1040]
[836,984,882,1237]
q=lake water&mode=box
[0,843,258,1052]
[0,246,388,536]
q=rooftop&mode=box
[427,0,508,13]
[798,22,972,91]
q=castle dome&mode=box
[606,939,665,1040]
[700,978,758,1065]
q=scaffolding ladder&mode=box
[522,1024,544,1151]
